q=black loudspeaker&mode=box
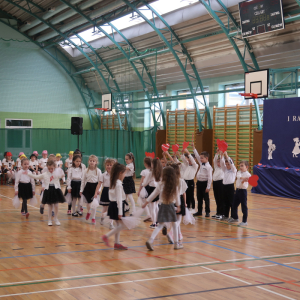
[71,117,83,135]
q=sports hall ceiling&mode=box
[1,0,300,95]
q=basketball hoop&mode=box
[95,107,108,116]
[239,93,258,99]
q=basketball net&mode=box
[239,93,258,99]
[95,108,108,117]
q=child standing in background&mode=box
[212,150,224,220]
[181,149,198,214]
[16,152,24,171]
[39,150,48,171]
[99,159,115,229]
[80,155,102,225]
[3,152,15,184]
[142,158,163,228]
[15,158,35,218]
[65,151,74,212]
[229,161,251,226]
[191,143,212,217]
[137,157,152,223]
[66,155,84,216]
[102,163,128,250]
[220,151,237,221]
[123,152,136,214]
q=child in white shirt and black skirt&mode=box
[123,152,136,213]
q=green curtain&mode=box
[0,128,155,177]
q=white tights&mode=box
[86,203,96,219]
[149,222,178,244]
[106,220,125,244]
[100,206,113,225]
[149,202,158,224]
[126,194,136,213]
[48,203,58,221]
[6,170,14,181]
[72,199,80,213]
[169,215,183,241]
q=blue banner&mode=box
[261,97,300,168]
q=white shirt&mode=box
[2,158,6,164]
[109,179,126,215]
[213,154,224,181]
[179,178,188,195]
[182,155,198,180]
[15,170,35,191]
[193,149,213,189]
[221,157,237,185]
[28,168,64,189]
[29,160,39,170]
[140,168,150,178]
[39,158,48,169]
[17,160,22,169]
[125,163,135,177]
[173,156,186,178]
[80,168,102,192]
[100,171,111,188]
[142,171,158,188]
[65,158,72,168]
[67,167,84,189]
[16,158,21,165]
[56,160,63,168]
[3,160,14,170]
[236,170,251,189]
[147,182,180,206]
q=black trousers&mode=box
[196,181,210,213]
[223,183,235,218]
[185,179,195,209]
[231,189,248,222]
[213,180,224,215]
[21,199,28,213]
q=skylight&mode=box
[60,0,198,50]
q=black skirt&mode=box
[64,180,81,198]
[100,187,110,206]
[42,186,66,205]
[18,182,33,200]
[82,182,98,204]
[107,201,126,220]
[176,195,186,216]
[145,185,159,202]
[123,176,136,194]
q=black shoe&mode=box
[162,226,167,236]
[40,206,44,215]
[72,212,79,217]
[205,213,210,217]
[78,211,83,216]
[193,212,202,216]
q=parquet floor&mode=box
[0,180,300,299]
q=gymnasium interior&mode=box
[1,0,300,299]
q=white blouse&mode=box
[65,158,72,168]
[28,168,64,189]
[182,155,198,180]
[147,182,180,206]
[236,171,251,189]
[109,179,126,215]
[179,178,188,195]
[125,162,135,177]
[142,171,158,188]
[140,168,150,178]
[56,160,63,168]
[29,160,39,169]
[67,167,84,189]
[213,154,224,181]
[15,170,35,191]
[221,157,237,185]
[39,158,48,169]
[3,160,14,170]
[80,168,102,192]
[100,171,110,188]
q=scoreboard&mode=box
[239,0,284,38]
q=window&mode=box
[177,88,209,110]
[5,119,32,128]
[225,84,263,106]
[150,94,164,128]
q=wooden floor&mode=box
[0,180,300,300]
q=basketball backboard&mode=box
[244,69,269,99]
[102,94,112,111]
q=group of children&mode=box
[9,143,251,251]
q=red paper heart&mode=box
[182,142,189,150]
[217,139,228,153]
[172,144,179,152]
[161,144,170,152]
[149,152,155,159]
[145,152,149,157]
[248,175,259,187]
